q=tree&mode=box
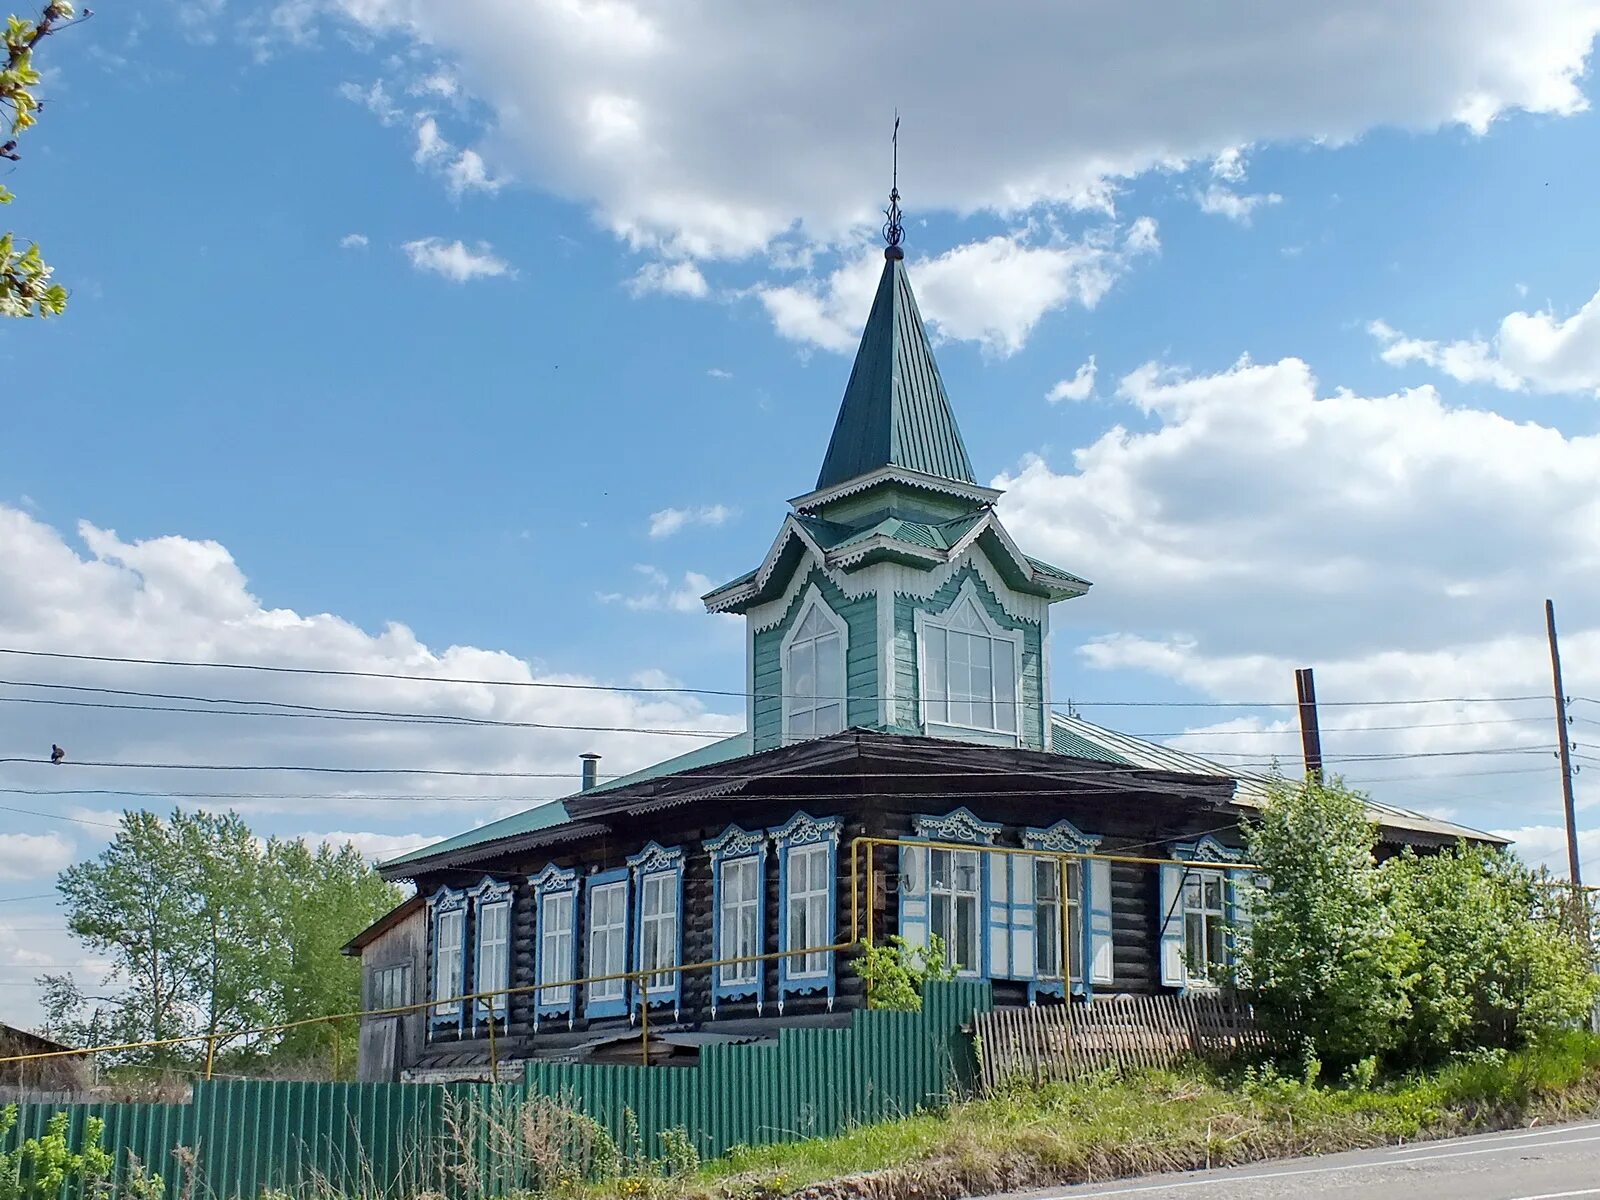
[45,809,403,1072]
[1242,777,1415,1069]
[2,2,75,317]
[1382,844,1597,1062]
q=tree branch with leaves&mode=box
[1,1,78,318]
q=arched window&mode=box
[782,590,846,742]
[917,584,1021,738]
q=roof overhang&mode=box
[378,818,612,881]
[340,892,425,955]
[790,466,1002,514]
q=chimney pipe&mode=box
[579,752,601,792]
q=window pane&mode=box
[994,645,1016,732]
[815,701,843,736]
[955,894,977,971]
[925,627,947,704]
[817,635,842,700]
[792,640,815,699]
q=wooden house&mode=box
[356,228,1497,1081]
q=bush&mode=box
[1242,777,1600,1074]
[854,936,959,1011]
[0,1108,115,1200]
[1242,778,1414,1068]
[1382,845,1598,1062]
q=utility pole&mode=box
[1295,667,1323,783]
[1546,599,1582,887]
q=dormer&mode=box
[703,227,1091,755]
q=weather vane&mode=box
[883,112,904,259]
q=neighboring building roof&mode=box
[0,1022,76,1056]
[815,254,976,490]
[339,893,425,956]
[1049,713,1505,846]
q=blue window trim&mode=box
[911,807,1002,846]
[583,867,631,1020]
[532,863,579,1028]
[900,809,998,978]
[627,842,685,1017]
[707,825,768,1015]
[468,876,515,1027]
[1022,820,1102,1000]
[772,811,841,1009]
[427,885,469,1035]
[1160,837,1247,993]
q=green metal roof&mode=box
[584,732,752,795]
[381,798,572,871]
[816,255,976,490]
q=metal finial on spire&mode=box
[882,112,904,260]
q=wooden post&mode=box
[486,1011,498,1082]
[1547,599,1582,888]
[204,1036,216,1081]
[1295,667,1324,783]
[639,973,650,1067]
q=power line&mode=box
[0,646,1549,709]
[1,676,1555,739]
[0,804,121,828]
[0,894,55,904]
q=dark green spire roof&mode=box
[815,253,976,490]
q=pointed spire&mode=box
[814,252,976,490]
[883,112,904,261]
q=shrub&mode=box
[1382,845,1598,1062]
[854,936,959,1011]
[1242,778,1414,1069]
[0,1108,115,1200]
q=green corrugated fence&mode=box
[2,982,992,1199]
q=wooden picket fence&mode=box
[974,993,1270,1090]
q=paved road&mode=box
[998,1119,1600,1199]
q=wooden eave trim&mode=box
[789,467,1002,513]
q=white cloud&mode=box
[301,830,438,863]
[0,504,742,829]
[413,114,449,164]
[1195,184,1284,225]
[629,261,709,299]
[312,2,1600,258]
[760,223,1157,356]
[599,566,718,613]
[338,78,401,125]
[1047,356,1098,403]
[445,148,503,197]
[410,71,458,99]
[994,355,1599,837]
[339,233,369,250]
[1371,285,1600,397]
[648,505,734,539]
[0,832,73,881]
[1488,825,1600,876]
[707,368,733,380]
[401,237,512,283]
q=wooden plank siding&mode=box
[751,567,879,752]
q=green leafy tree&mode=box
[46,809,402,1071]
[2,2,75,317]
[1242,777,1415,1068]
[265,837,402,1064]
[1382,844,1598,1061]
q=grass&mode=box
[657,1032,1600,1200]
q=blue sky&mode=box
[2,1,1599,1022]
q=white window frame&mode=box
[785,842,831,979]
[1183,868,1229,987]
[638,870,679,996]
[780,585,849,744]
[719,856,761,986]
[1033,857,1084,985]
[914,578,1024,744]
[432,907,465,1016]
[587,879,629,1004]
[928,846,983,976]
[538,889,575,1006]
